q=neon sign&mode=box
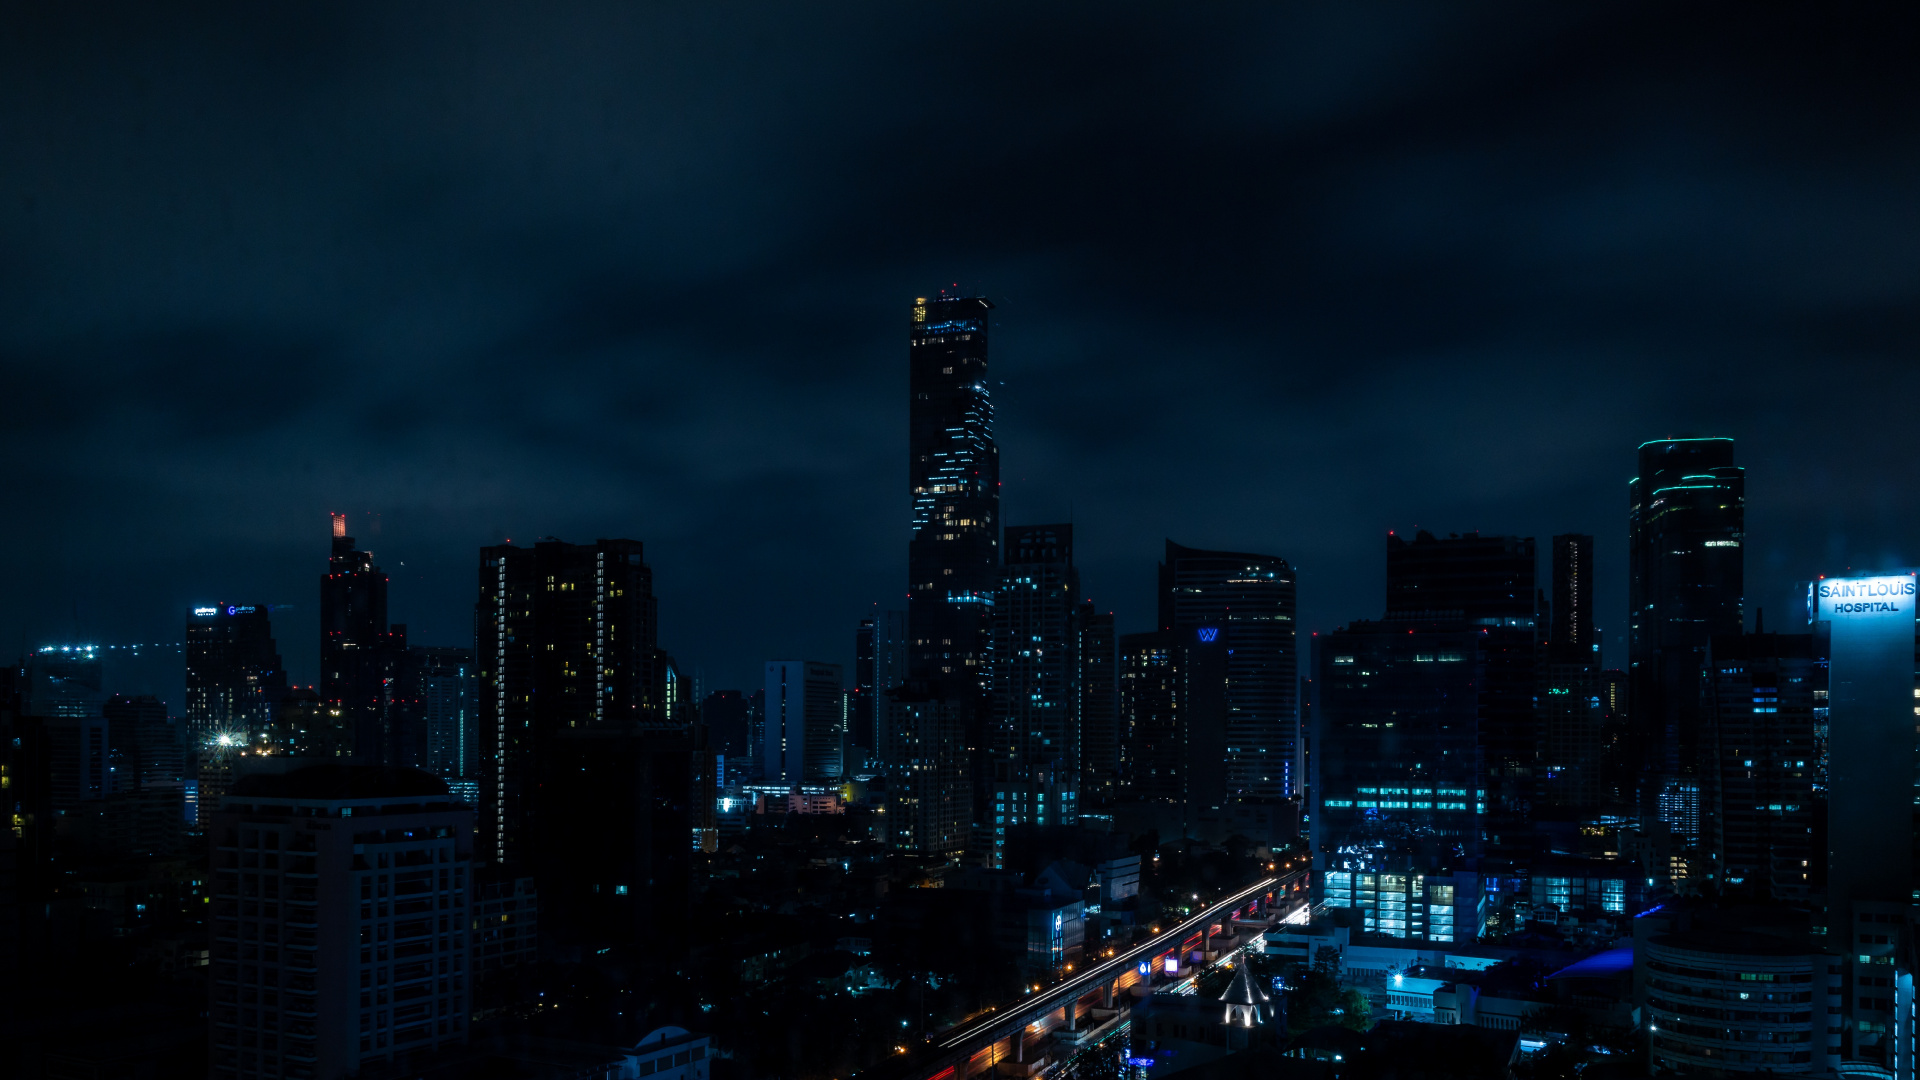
[1197,628,1219,643]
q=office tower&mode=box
[1541,535,1603,814]
[188,604,290,749]
[761,661,845,785]
[103,693,183,792]
[700,690,751,759]
[991,524,1082,798]
[1703,630,1820,899]
[1628,437,1744,803]
[1300,632,1323,804]
[1117,631,1183,806]
[23,646,105,718]
[321,515,405,764]
[407,646,476,785]
[1312,619,1484,876]
[852,618,876,755]
[905,295,1000,699]
[1078,605,1118,807]
[475,537,661,867]
[880,685,970,854]
[207,764,472,1080]
[1157,540,1299,800]
[1385,530,1538,849]
[870,612,908,770]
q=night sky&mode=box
[4,3,1917,705]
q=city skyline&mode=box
[4,6,1917,699]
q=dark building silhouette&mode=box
[103,693,184,792]
[701,690,751,760]
[1157,540,1299,800]
[1628,437,1744,809]
[1541,535,1603,814]
[1703,630,1821,900]
[852,616,877,755]
[1118,631,1183,806]
[1078,604,1118,807]
[475,537,661,865]
[23,646,105,718]
[881,682,971,854]
[1384,530,1539,851]
[474,536,687,951]
[321,514,404,764]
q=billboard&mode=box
[1814,573,1916,909]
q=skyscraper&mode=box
[1541,535,1602,814]
[1078,604,1118,807]
[186,604,289,748]
[905,294,999,698]
[1628,438,1744,802]
[1384,530,1539,850]
[1158,541,1299,800]
[475,536,688,952]
[475,537,661,866]
[761,660,845,785]
[991,525,1081,789]
[1117,631,1183,806]
[407,645,476,787]
[321,514,404,764]
[1703,629,1820,900]
[1312,618,1484,874]
[852,617,877,756]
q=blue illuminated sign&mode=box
[1197,627,1219,643]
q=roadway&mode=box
[908,872,1302,1079]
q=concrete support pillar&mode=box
[1013,1032,1024,1064]
[1103,980,1114,1008]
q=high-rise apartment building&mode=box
[1157,541,1298,800]
[906,295,1000,701]
[761,661,845,786]
[208,763,472,1080]
[1384,530,1539,850]
[1541,535,1603,814]
[475,537,661,866]
[1078,605,1118,807]
[1628,438,1744,802]
[321,515,405,765]
[1702,630,1820,900]
[881,685,970,854]
[991,525,1081,800]
[700,690,751,760]
[1117,631,1183,806]
[852,617,877,756]
[407,646,476,787]
[188,604,290,749]
[475,536,688,952]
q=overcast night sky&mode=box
[3,3,1917,705]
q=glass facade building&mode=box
[1157,541,1298,799]
[1629,438,1744,802]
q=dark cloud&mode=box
[1,1,1917,701]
